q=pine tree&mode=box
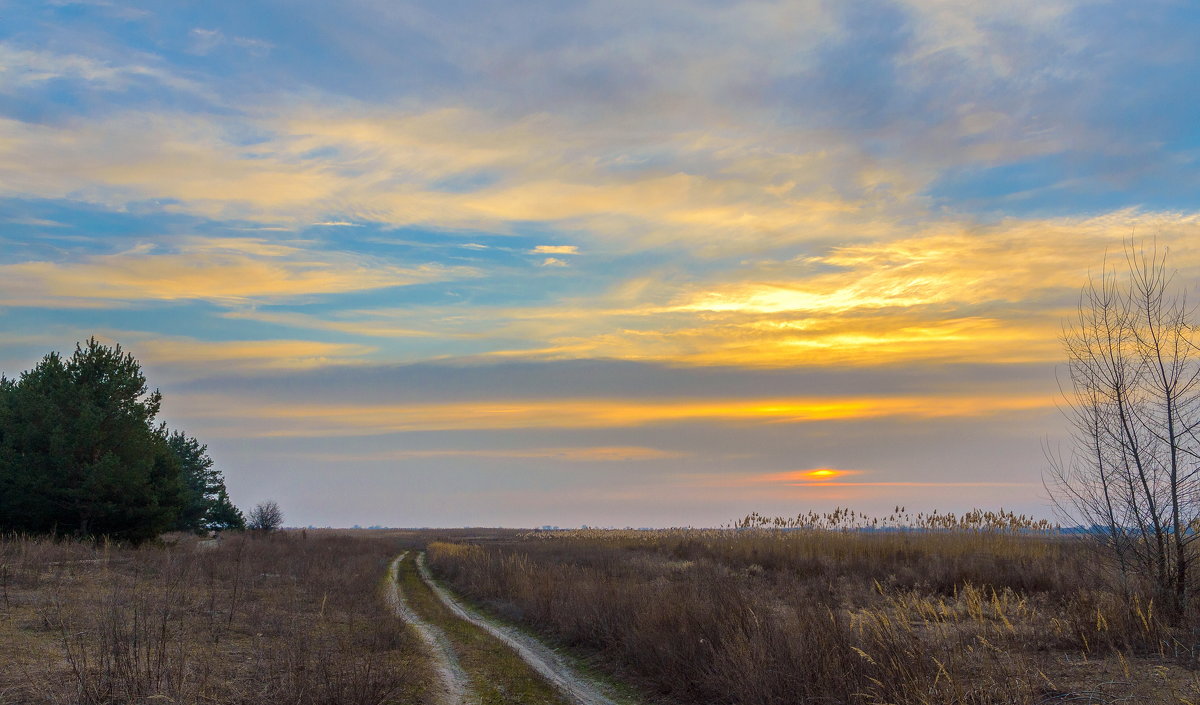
[0,339,186,542]
[167,430,245,532]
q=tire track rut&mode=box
[415,551,627,705]
[386,553,475,705]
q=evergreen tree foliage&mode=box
[0,338,239,541]
[167,430,245,532]
[206,486,246,531]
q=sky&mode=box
[3,0,1200,527]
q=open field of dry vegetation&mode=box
[0,531,433,705]
[8,522,1200,705]
[425,516,1200,705]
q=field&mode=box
[4,524,1200,705]
[424,520,1200,705]
[0,531,433,704]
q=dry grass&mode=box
[427,524,1200,705]
[0,531,432,705]
[7,523,1199,704]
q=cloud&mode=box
[284,446,684,463]
[0,1,1183,249]
[6,217,68,228]
[61,209,1181,378]
[190,209,1194,371]
[666,219,1132,318]
[43,0,149,20]
[0,237,476,307]
[0,62,1171,259]
[540,257,569,268]
[220,309,442,339]
[0,105,920,247]
[698,468,1032,488]
[188,28,274,56]
[531,245,579,255]
[163,358,1052,408]
[135,337,377,371]
[0,331,381,384]
[167,208,1200,373]
[0,43,208,97]
[172,392,1055,437]
[898,0,1094,76]
[376,210,1200,368]
[189,29,225,55]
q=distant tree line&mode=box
[0,338,244,542]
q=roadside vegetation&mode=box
[0,531,431,704]
[427,515,1200,705]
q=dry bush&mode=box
[0,531,427,705]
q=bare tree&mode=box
[246,500,284,533]
[1049,242,1200,613]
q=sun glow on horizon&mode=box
[806,469,840,478]
[746,468,866,484]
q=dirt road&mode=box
[386,553,475,705]
[415,552,628,705]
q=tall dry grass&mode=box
[0,531,428,705]
[427,520,1199,705]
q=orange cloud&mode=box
[172,393,1056,437]
[135,337,376,370]
[0,107,914,243]
[0,238,475,307]
[220,310,443,339]
[674,214,1200,319]
[462,312,1064,368]
[417,213,1200,368]
[200,211,1198,372]
[276,446,685,463]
